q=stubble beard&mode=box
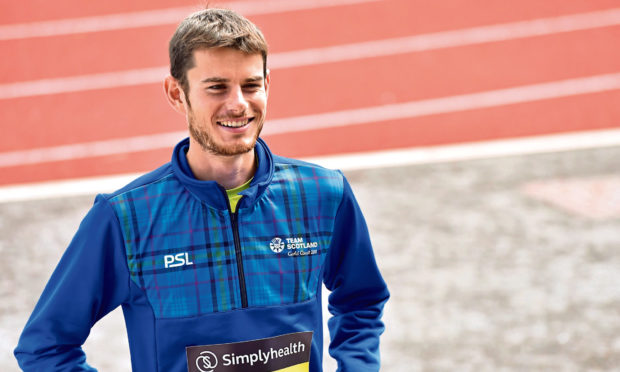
[188,109,263,156]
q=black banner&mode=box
[186,331,313,372]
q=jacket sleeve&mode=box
[323,176,390,372]
[14,195,131,371]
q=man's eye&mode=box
[244,84,261,90]
[208,85,225,90]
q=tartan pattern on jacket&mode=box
[240,163,342,307]
[109,162,343,318]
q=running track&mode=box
[1,0,619,186]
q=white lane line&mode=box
[302,128,620,171]
[1,8,619,100]
[2,128,620,203]
[0,0,380,40]
[0,67,169,99]
[0,173,145,203]
[0,132,186,168]
[263,73,620,135]
[270,7,620,68]
[1,72,619,168]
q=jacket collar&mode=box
[171,137,274,211]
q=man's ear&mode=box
[164,76,188,115]
[264,69,271,97]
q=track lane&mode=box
[2,26,618,151]
[2,148,173,186]
[1,0,393,82]
[0,26,175,82]
[266,90,620,157]
[260,0,620,51]
[1,84,178,151]
[6,8,620,92]
[2,89,619,185]
[2,0,620,188]
[3,72,619,169]
[268,26,620,116]
[3,0,617,34]
[3,1,619,82]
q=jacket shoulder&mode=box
[273,155,344,183]
[272,155,342,177]
[100,162,175,201]
[271,155,345,201]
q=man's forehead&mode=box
[192,47,263,64]
[188,48,264,77]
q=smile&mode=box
[217,118,253,128]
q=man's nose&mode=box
[225,86,249,115]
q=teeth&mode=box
[219,119,249,128]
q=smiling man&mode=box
[15,8,389,372]
[168,46,268,189]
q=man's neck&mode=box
[186,140,257,190]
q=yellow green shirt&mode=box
[226,177,253,212]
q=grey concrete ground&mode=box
[2,146,620,371]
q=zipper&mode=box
[230,209,248,308]
[222,188,249,308]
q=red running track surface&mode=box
[1,0,619,185]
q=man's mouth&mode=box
[217,117,254,128]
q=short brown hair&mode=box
[169,8,269,94]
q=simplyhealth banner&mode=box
[186,331,313,372]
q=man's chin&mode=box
[217,146,255,157]
[204,138,257,157]
[189,122,262,156]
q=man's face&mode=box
[183,48,269,156]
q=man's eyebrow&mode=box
[200,76,264,84]
[245,76,264,83]
[201,77,229,84]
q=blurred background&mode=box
[1,0,619,371]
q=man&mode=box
[15,8,389,372]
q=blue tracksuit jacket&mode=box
[15,138,389,371]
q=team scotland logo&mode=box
[269,237,285,253]
[270,236,319,256]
